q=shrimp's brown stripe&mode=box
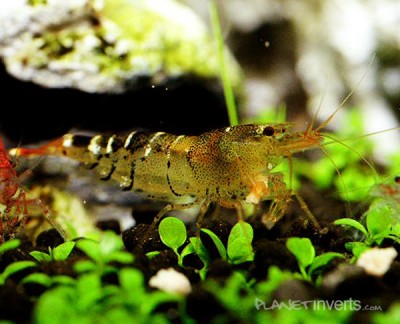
[63,132,196,202]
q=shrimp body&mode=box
[0,137,30,241]
[0,138,27,215]
[10,124,324,225]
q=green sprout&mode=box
[156,217,210,278]
[0,238,37,285]
[74,231,134,275]
[334,199,400,259]
[201,221,254,265]
[155,218,254,279]
[22,272,76,288]
[286,237,344,283]
[30,241,76,262]
[227,222,254,264]
[374,301,400,324]
[0,238,20,256]
[158,216,187,265]
[181,236,210,280]
[34,269,182,324]
[0,260,37,285]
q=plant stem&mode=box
[209,0,239,126]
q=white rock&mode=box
[149,268,192,295]
[356,247,398,276]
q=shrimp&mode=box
[0,137,64,242]
[0,136,36,242]
[0,136,31,242]
[9,120,327,229]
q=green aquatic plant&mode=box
[335,193,400,259]
[34,269,182,324]
[155,217,254,279]
[74,231,134,276]
[0,260,37,285]
[209,0,239,126]
[286,237,344,283]
[0,239,20,256]
[30,241,75,262]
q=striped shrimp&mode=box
[9,119,329,229]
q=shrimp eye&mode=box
[395,176,400,183]
[262,126,275,136]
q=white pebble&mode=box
[149,268,192,295]
[356,247,398,276]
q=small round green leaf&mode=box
[286,237,315,268]
[228,237,254,264]
[227,222,254,264]
[159,217,187,250]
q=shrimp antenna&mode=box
[322,126,400,146]
[322,132,382,182]
[306,90,326,134]
[318,144,351,213]
[314,54,376,133]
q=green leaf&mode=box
[74,260,97,273]
[76,239,102,263]
[53,241,76,261]
[308,252,344,276]
[366,207,392,238]
[256,266,295,296]
[119,268,145,301]
[146,251,161,259]
[142,291,182,316]
[34,286,76,323]
[0,239,20,256]
[180,241,196,264]
[286,237,315,268]
[51,275,76,286]
[1,260,37,282]
[99,231,124,255]
[334,218,368,237]
[159,217,187,250]
[201,228,227,261]
[22,273,52,287]
[76,273,102,310]
[189,237,210,269]
[30,251,52,263]
[228,237,254,264]
[345,242,368,259]
[106,251,134,264]
[228,222,253,247]
[227,222,254,264]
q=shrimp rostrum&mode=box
[9,122,325,228]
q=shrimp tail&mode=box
[9,137,65,157]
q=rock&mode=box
[0,0,242,94]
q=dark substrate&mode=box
[1,209,400,324]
